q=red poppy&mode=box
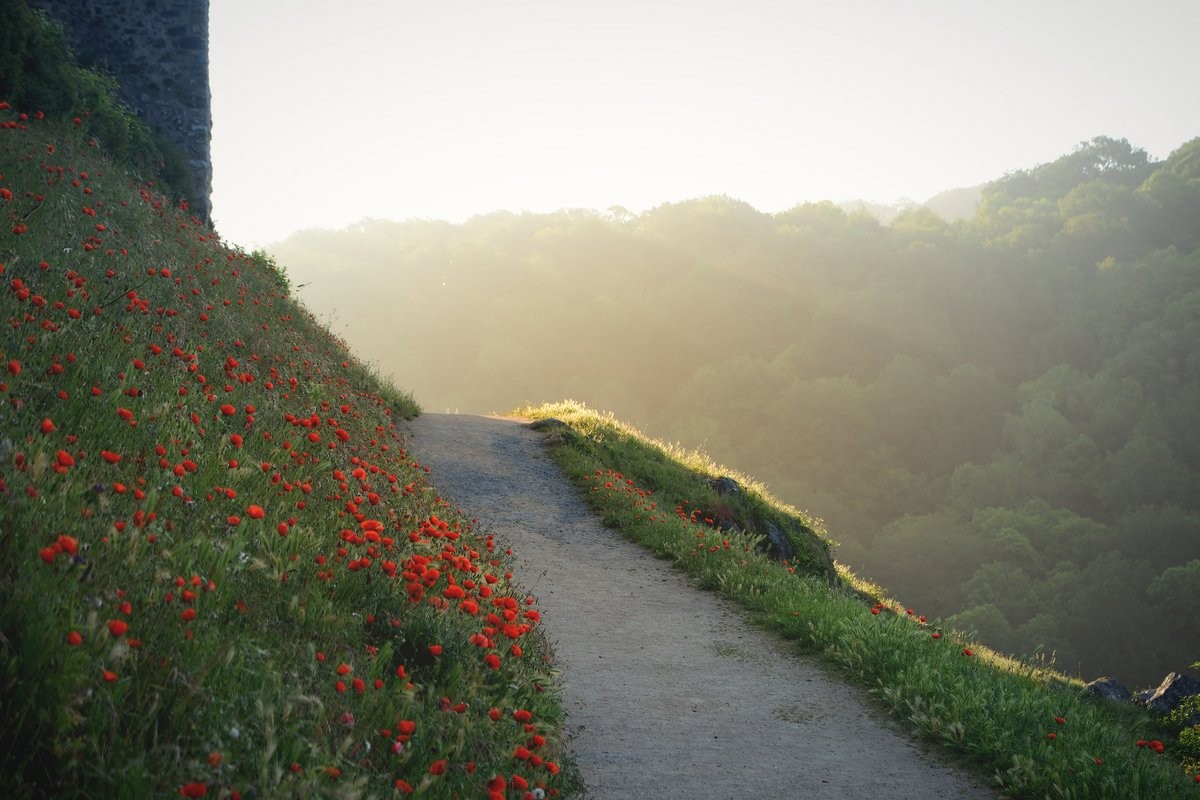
[247,504,265,520]
[107,619,128,637]
[66,631,83,646]
[178,783,207,798]
[101,450,121,463]
[428,759,447,776]
[40,418,55,434]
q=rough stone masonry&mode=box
[28,0,212,221]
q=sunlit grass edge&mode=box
[515,399,1199,799]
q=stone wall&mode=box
[29,0,212,221]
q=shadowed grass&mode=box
[2,103,576,798]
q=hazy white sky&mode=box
[210,0,1200,249]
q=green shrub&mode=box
[0,0,194,204]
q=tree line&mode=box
[270,135,1200,687]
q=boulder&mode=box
[709,476,740,496]
[1136,672,1200,722]
[1083,676,1132,704]
[761,519,795,562]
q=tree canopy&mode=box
[271,136,1200,687]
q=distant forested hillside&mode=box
[271,136,1200,686]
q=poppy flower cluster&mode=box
[1,102,567,798]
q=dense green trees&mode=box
[270,136,1199,686]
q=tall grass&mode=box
[517,400,1200,799]
[1,104,576,798]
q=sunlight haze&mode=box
[210,0,1200,248]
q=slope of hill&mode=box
[1,103,573,797]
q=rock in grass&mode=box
[709,476,741,495]
[1083,676,1132,704]
[1136,672,1200,722]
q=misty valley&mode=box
[273,136,1200,689]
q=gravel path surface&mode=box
[405,413,997,799]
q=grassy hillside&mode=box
[517,401,1200,798]
[1,104,575,798]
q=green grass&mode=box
[516,400,1200,799]
[2,104,577,798]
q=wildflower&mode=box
[107,619,128,637]
[246,504,265,520]
[66,631,83,646]
[429,759,447,775]
[102,669,118,682]
[1054,716,1066,725]
[1093,757,1103,765]
[394,779,413,793]
[40,418,56,434]
[178,782,207,798]
[962,647,973,656]
[6,359,19,376]
[429,644,442,657]
[1046,732,1056,740]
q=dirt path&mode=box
[405,414,997,799]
